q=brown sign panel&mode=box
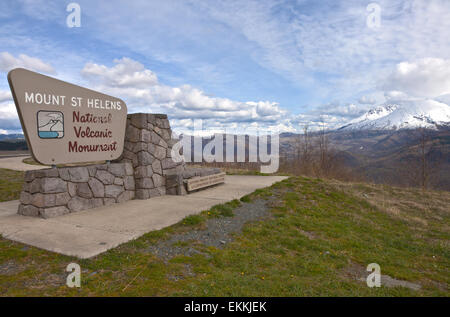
[8,68,127,165]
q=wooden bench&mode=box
[185,172,226,192]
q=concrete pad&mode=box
[0,156,47,171]
[0,175,287,258]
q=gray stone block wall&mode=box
[119,113,185,199]
[19,163,134,218]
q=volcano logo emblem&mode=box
[37,111,64,139]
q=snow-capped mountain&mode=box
[339,99,450,131]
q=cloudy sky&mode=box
[1,0,450,134]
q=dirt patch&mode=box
[0,260,24,276]
[266,198,284,209]
[26,273,66,289]
[344,262,421,291]
[296,228,317,240]
[167,264,196,281]
[146,199,270,260]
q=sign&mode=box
[8,68,127,165]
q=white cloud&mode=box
[54,0,450,104]
[81,56,450,133]
[289,113,350,131]
[435,94,450,106]
[81,58,158,88]
[0,102,21,131]
[0,52,55,74]
[196,0,450,100]
[310,101,374,122]
[384,90,414,102]
[2,0,449,133]
[4,0,448,129]
[17,0,63,22]
[358,96,377,105]
[0,53,55,133]
[0,90,12,103]
[81,57,290,133]
[383,58,450,98]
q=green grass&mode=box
[208,200,240,218]
[182,215,204,226]
[0,175,449,296]
[0,168,24,202]
[22,157,46,166]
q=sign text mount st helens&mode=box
[8,68,127,165]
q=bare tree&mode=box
[289,124,313,176]
[313,118,333,177]
[401,127,441,190]
[300,125,311,174]
[416,127,444,190]
[285,120,365,182]
[418,127,430,190]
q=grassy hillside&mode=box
[0,175,448,296]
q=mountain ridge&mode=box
[339,99,450,131]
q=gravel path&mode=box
[146,199,270,260]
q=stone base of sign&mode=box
[17,113,225,218]
[18,163,135,218]
[119,113,185,200]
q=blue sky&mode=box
[1,0,450,134]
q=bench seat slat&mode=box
[186,172,225,191]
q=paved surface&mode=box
[0,175,287,258]
[0,156,47,171]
